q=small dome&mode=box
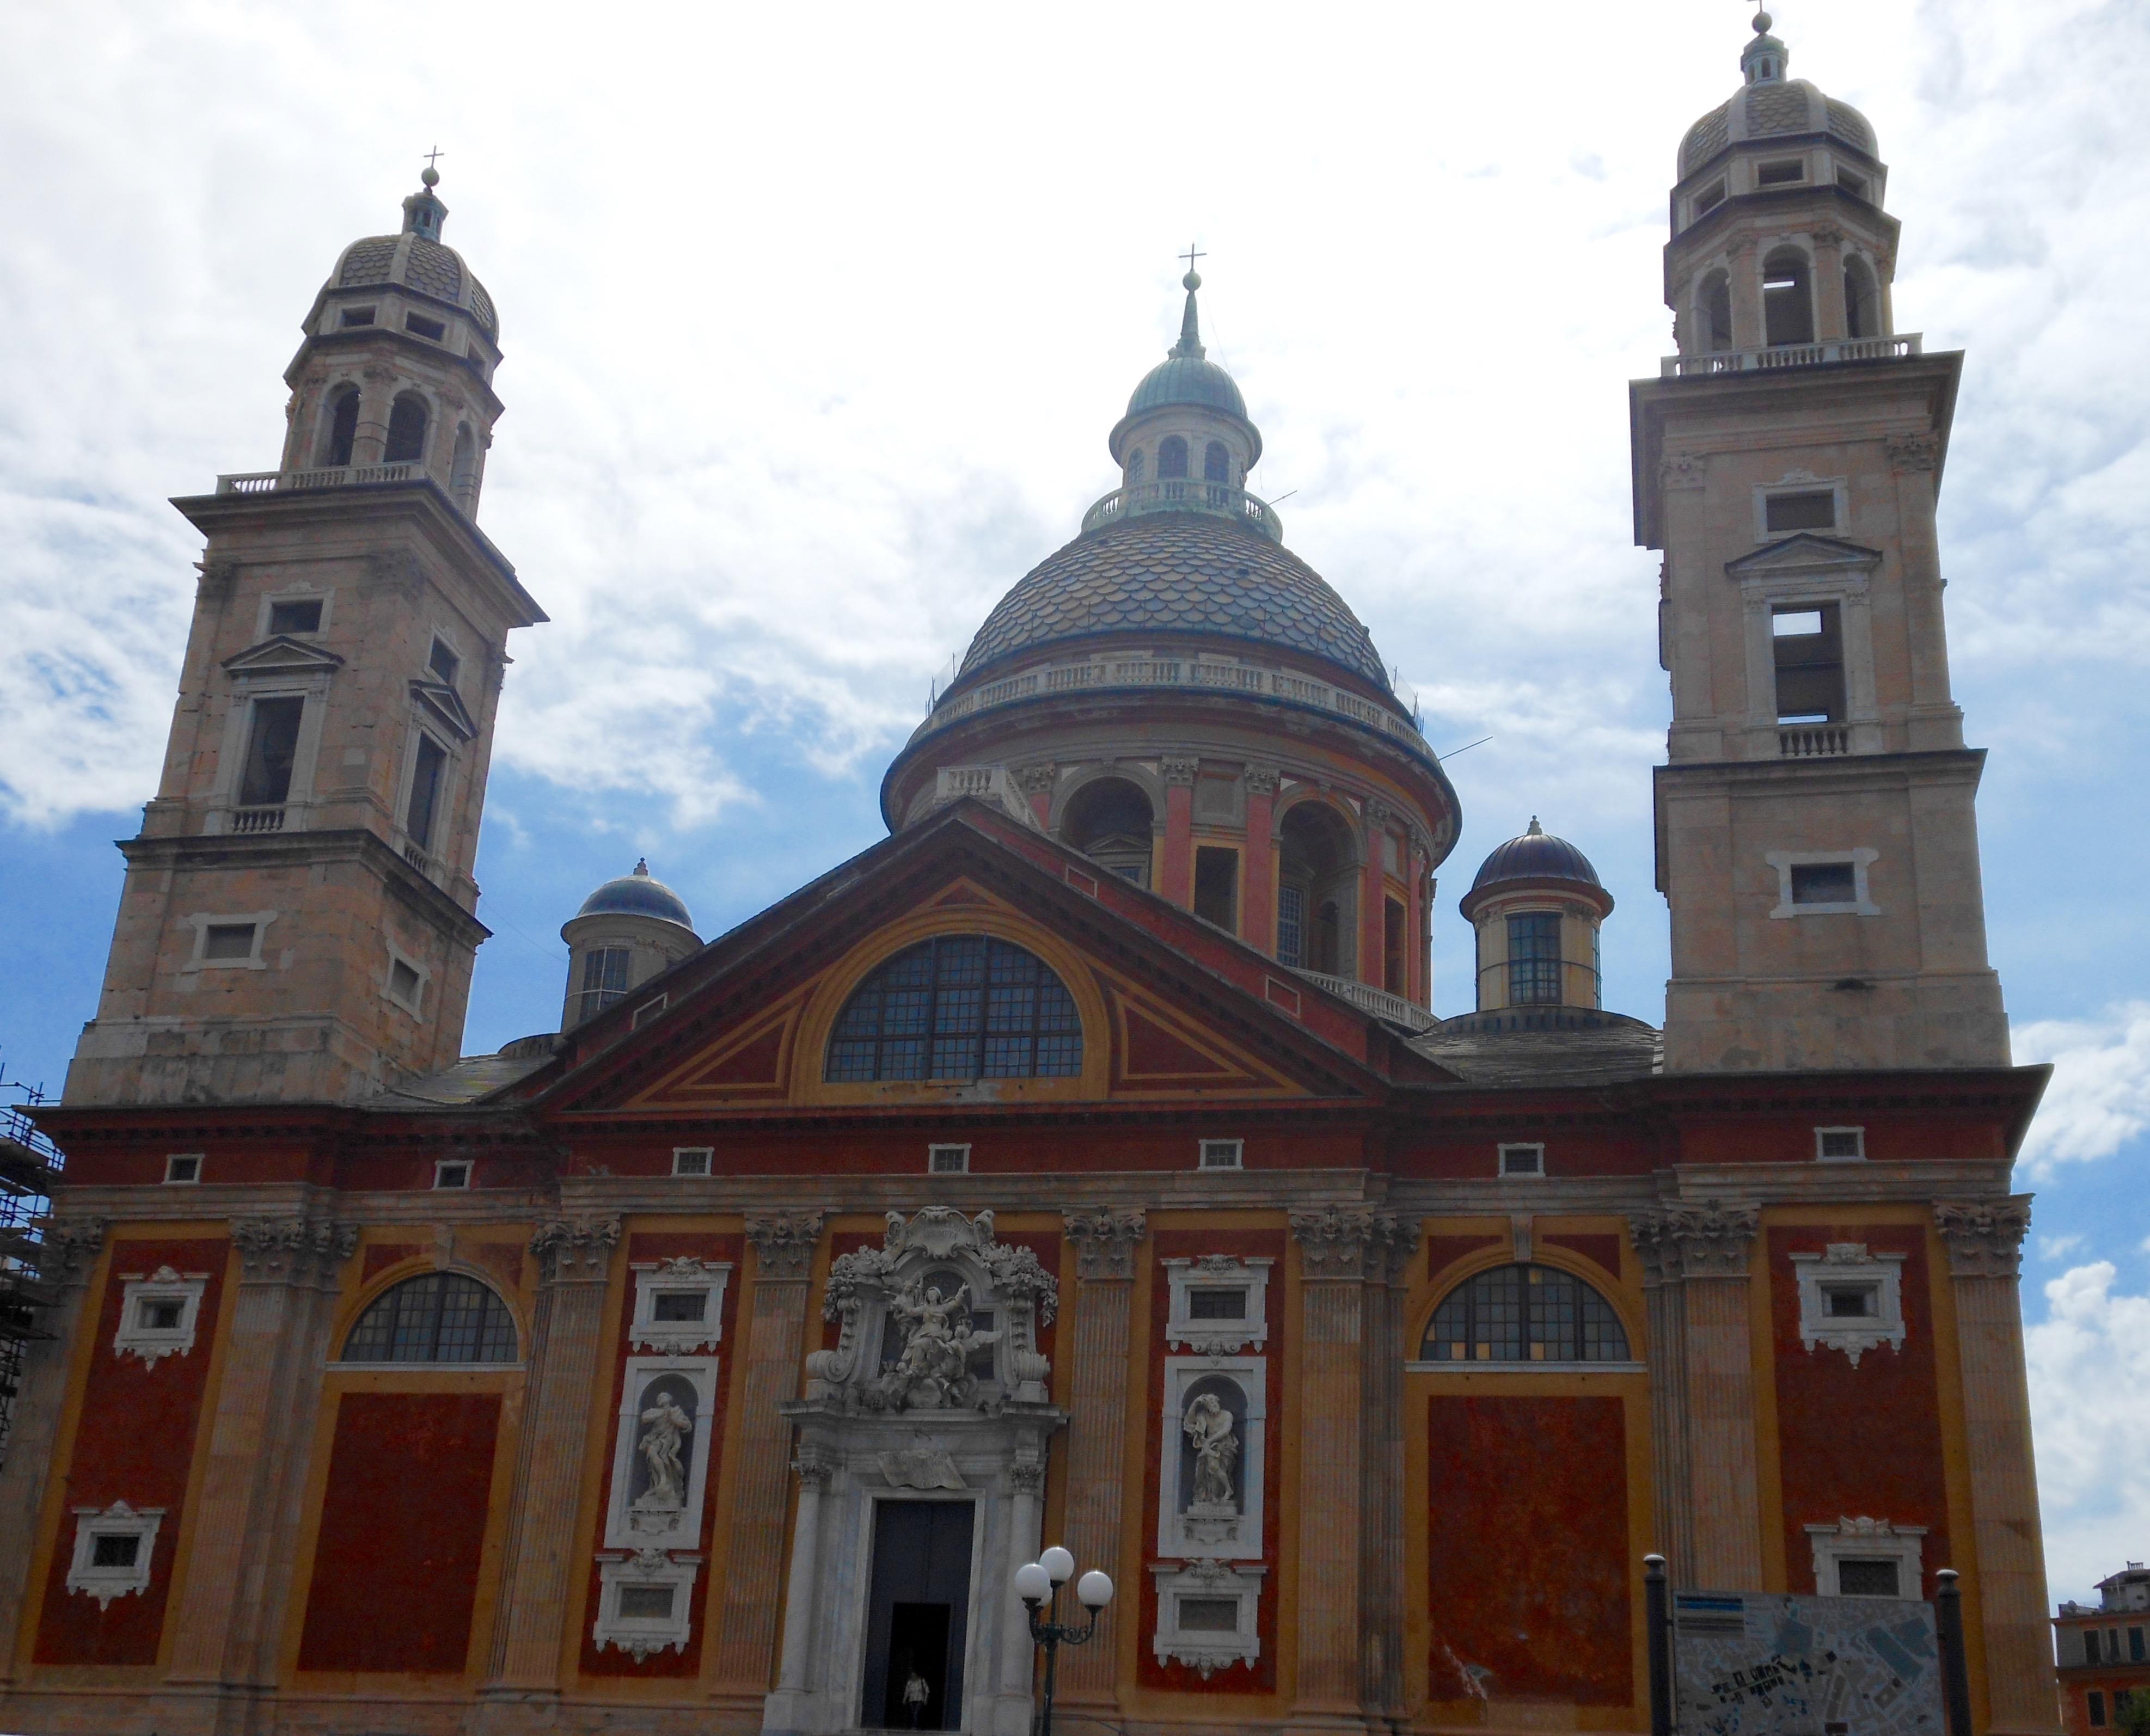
[327,174,499,336]
[1677,15,1878,180]
[1469,819,1603,893]
[575,858,695,930]
[1126,353,1248,422]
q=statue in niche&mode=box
[883,1277,998,1410]
[1183,1393,1240,1511]
[632,1391,693,1521]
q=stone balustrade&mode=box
[1778,725,1851,757]
[1292,969,1437,1033]
[1080,478,1283,542]
[216,464,421,494]
[1661,332,1922,377]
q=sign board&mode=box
[1671,1590,1945,1736]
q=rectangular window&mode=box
[1822,1283,1878,1318]
[268,598,323,635]
[237,695,305,808]
[1186,1287,1247,1319]
[1193,845,1238,933]
[2131,1627,2145,1662]
[1177,1597,1240,1633]
[139,1298,184,1330]
[338,306,376,327]
[1766,490,1838,533]
[651,1291,707,1322]
[671,1146,713,1176]
[405,734,448,850]
[631,995,667,1029]
[928,1143,971,1174]
[1694,180,1726,216]
[1837,170,1869,200]
[202,921,257,961]
[1817,1126,1866,1161]
[2090,1691,2108,1727]
[405,312,447,341]
[428,637,461,686]
[388,958,422,1011]
[577,948,633,1024]
[1791,861,1859,906]
[433,1160,470,1189]
[1835,1558,1901,1598]
[1198,1138,1244,1171]
[1499,1142,1545,1177]
[616,1585,675,1621]
[1506,912,1562,1005]
[1277,884,1306,967]
[164,1154,203,1185]
[1757,158,1805,185]
[90,1534,141,1569]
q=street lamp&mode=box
[1015,1544,1113,1736]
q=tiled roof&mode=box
[959,511,1393,692]
[1677,81,1878,178]
[330,234,499,337]
[1407,1012,1662,1088]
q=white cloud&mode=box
[2013,1003,2150,1178]
[2039,1234,2085,1262]
[2027,1262,2150,1605]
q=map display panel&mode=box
[1671,1590,1944,1736]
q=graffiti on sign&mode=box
[1671,1590,1943,1736]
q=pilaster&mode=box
[1359,800,1391,989]
[1055,1206,1146,1703]
[1934,1198,2058,1736]
[1244,765,1279,955]
[1159,758,1197,907]
[1361,1214,1416,1722]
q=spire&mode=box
[401,155,449,244]
[1171,243,1208,359]
[1741,7,1788,83]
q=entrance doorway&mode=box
[861,1499,974,1730]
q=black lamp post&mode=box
[1014,1544,1114,1736]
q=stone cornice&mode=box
[1933,1197,2031,1279]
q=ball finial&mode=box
[421,165,440,188]
[1753,7,1772,32]
[1183,269,1202,292]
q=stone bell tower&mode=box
[1631,11,2008,1072]
[63,169,546,1107]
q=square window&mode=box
[651,1291,707,1323]
[1791,862,1858,905]
[405,312,447,341]
[388,958,423,1010]
[672,1146,713,1176]
[267,598,323,635]
[1793,1244,1906,1366]
[202,922,257,961]
[1499,1143,1545,1178]
[164,1154,203,1185]
[138,1298,183,1332]
[338,306,376,328]
[1766,490,1837,533]
[427,637,461,686]
[1816,1126,1866,1162]
[1198,1139,1243,1171]
[616,1584,675,1620]
[928,1143,971,1175]
[90,1533,140,1569]
[433,1160,470,1190]
[1823,1283,1877,1318]
[1757,158,1805,186]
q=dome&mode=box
[1126,353,1247,422]
[1677,15,1877,181]
[327,172,499,336]
[958,509,1394,695]
[575,858,695,930]
[1469,819,1603,894]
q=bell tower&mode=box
[64,170,547,1106]
[1632,13,2008,1072]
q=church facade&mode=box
[0,17,2060,1736]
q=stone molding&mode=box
[1063,1208,1147,1280]
[1810,223,1846,249]
[744,1210,825,1282]
[230,1216,358,1286]
[1933,1198,2031,1279]
[1885,431,1941,473]
[1288,1206,1399,1281]
[1627,1202,1759,1282]
[792,1443,836,1490]
[40,1218,106,1284]
[529,1214,621,1284]
[1245,764,1281,796]
[1160,756,1200,787]
[1375,1214,1420,1285]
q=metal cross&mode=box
[424,145,446,171]
[1180,243,1205,275]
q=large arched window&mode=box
[825,935,1082,1083]
[1061,776,1154,887]
[1420,1263,1630,1363]
[384,392,430,464]
[342,1272,517,1363]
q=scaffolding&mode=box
[0,1089,64,1468]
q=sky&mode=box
[2,0,2146,1605]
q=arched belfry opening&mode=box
[320,385,360,467]
[1843,255,1881,339]
[1061,777,1155,888]
[1762,248,1814,347]
[1276,802,1356,976]
[384,392,430,464]
[1698,271,1734,352]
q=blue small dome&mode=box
[1470,819,1603,893]
[1126,353,1248,422]
[575,858,695,930]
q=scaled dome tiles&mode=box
[1678,79,1877,179]
[959,512,1392,694]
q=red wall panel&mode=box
[1426,1394,1633,1706]
[34,1237,227,1668]
[296,1391,501,1673]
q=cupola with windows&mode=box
[274,165,504,515]
[1667,10,1899,364]
[1454,819,1616,1020]
[560,859,702,1031]
[882,266,1460,1020]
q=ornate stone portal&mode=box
[764,1209,1063,1736]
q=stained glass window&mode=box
[825,936,1082,1083]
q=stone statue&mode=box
[1183,1393,1239,1510]
[883,1277,998,1409]
[633,1392,693,1514]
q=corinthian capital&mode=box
[231,1215,359,1286]
[1063,1208,1146,1280]
[530,1214,621,1283]
[1626,1201,1759,1282]
[1290,1206,1388,1281]
[1885,431,1941,473]
[1160,756,1199,787]
[39,1217,106,1283]
[745,1210,825,1281]
[1933,1198,2031,1279]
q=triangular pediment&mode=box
[410,678,479,742]
[1724,532,1882,576]
[221,635,346,676]
[541,803,1432,1119]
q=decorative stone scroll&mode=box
[1064,1207,1147,1281]
[744,1210,825,1281]
[530,1214,621,1283]
[1627,1201,1760,1281]
[231,1216,358,1284]
[1933,1198,2031,1279]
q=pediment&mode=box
[1724,533,1882,577]
[221,635,346,676]
[410,678,479,742]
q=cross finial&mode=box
[424,145,446,171]
[1179,242,1206,279]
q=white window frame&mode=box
[1815,1126,1867,1162]
[1197,1138,1244,1171]
[181,911,276,972]
[1730,537,1883,754]
[1150,1559,1266,1679]
[1767,849,1881,918]
[1156,1355,1267,1560]
[591,1547,701,1661]
[256,588,333,639]
[66,1501,165,1609]
[628,1259,732,1355]
[1791,1243,1907,1367]
[632,994,668,1029]
[383,942,429,1017]
[603,1356,722,1550]
[164,1154,204,1185]
[1498,1142,1546,1179]
[1163,1255,1272,1354]
[928,1143,971,1175]
[1754,474,1847,542]
[671,1146,713,1177]
[1805,1517,1925,1600]
[433,1158,471,1190]
[112,1266,210,1368]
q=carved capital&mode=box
[1015,762,1058,796]
[1810,223,1846,249]
[1063,1208,1146,1281]
[194,559,240,603]
[1659,451,1708,490]
[1885,431,1941,473]
[231,1216,359,1286]
[1363,796,1395,826]
[1009,1455,1048,1495]
[530,1214,621,1284]
[793,1443,836,1489]
[1245,764,1281,796]
[1933,1198,2030,1279]
[745,1210,824,1281]
[1160,756,1199,787]
[1626,1201,1759,1282]
[1375,1214,1420,1285]
[40,1217,106,1284]
[1290,1206,1386,1281]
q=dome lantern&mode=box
[1457,820,1615,1015]
[560,859,702,1031]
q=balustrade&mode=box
[1662,333,1922,377]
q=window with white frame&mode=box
[592,1549,701,1661]
[66,1502,164,1608]
[672,1146,713,1177]
[434,1159,471,1190]
[1197,1138,1243,1171]
[1815,1126,1866,1162]
[632,995,667,1029]
[384,948,426,1015]
[628,1258,731,1355]
[928,1143,971,1174]
[1791,1243,1906,1367]
[1767,850,1880,918]
[1150,1559,1266,1679]
[1498,1142,1545,1178]
[111,1266,209,1367]
[164,1154,203,1185]
[1806,1517,1924,1599]
[1163,1255,1272,1355]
